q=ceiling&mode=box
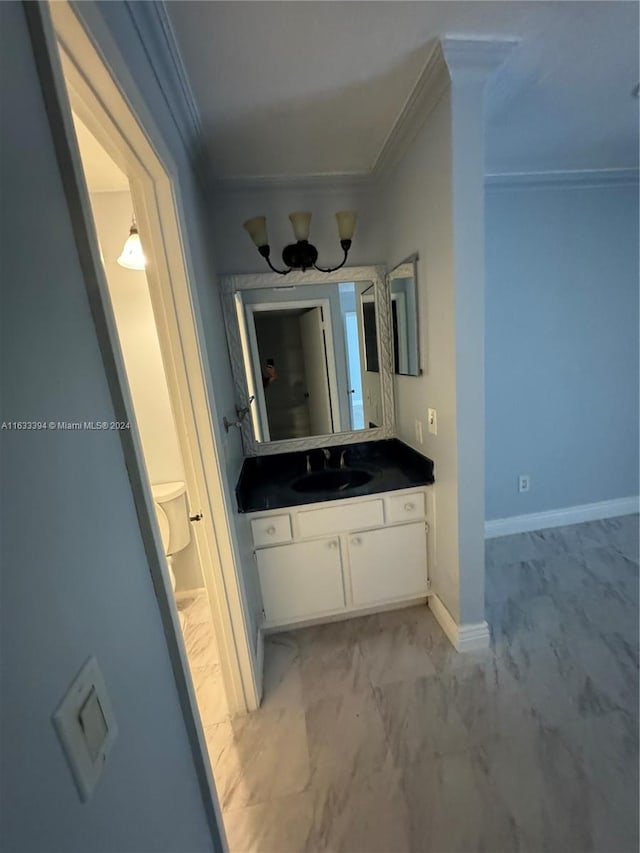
[165,0,639,181]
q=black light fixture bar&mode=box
[243,211,356,275]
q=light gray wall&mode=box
[485,181,640,519]
[449,74,488,627]
[379,91,462,619]
[380,67,490,627]
[0,4,220,851]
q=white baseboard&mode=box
[457,621,492,653]
[252,628,265,711]
[485,496,639,539]
[428,594,490,653]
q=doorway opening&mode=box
[71,111,231,727]
[245,299,341,441]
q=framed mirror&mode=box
[388,254,420,376]
[221,266,395,454]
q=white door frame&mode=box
[243,298,342,440]
[244,304,272,443]
[343,311,364,430]
[28,1,260,843]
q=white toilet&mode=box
[151,481,192,626]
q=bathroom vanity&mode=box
[237,439,434,630]
[223,263,435,632]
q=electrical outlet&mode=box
[518,474,530,493]
[415,419,423,445]
[427,408,437,435]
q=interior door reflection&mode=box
[252,303,338,441]
[235,276,383,443]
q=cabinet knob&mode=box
[328,540,337,550]
[266,525,276,535]
[351,536,362,546]
[404,503,415,511]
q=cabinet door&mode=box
[256,538,345,624]
[348,522,428,606]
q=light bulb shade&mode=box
[335,210,357,241]
[117,227,146,270]
[288,211,312,242]
[243,216,268,248]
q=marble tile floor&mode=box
[207,515,639,853]
[178,590,230,726]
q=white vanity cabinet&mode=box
[348,522,427,607]
[250,486,430,630]
[255,537,345,624]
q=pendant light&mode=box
[117,216,146,270]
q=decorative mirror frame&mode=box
[388,253,421,377]
[220,265,395,456]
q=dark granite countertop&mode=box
[236,438,435,513]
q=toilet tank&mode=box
[151,481,191,555]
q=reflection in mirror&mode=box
[360,284,379,373]
[389,255,420,376]
[236,281,383,442]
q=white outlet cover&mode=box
[427,408,437,435]
[52,656,118,802]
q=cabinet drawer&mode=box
[386,492,425,524]
[256,538,345,624]
[250,514,292,547]
[297,499,384,538]
[348,522,428,606]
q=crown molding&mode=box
[124,0,205,171]
[213,36,519,193]
[372,40,450,179]
[486,168,640,190]
[440,36,520,79]
[210,172,374,195]
[208,42,452,192]
[215,165,640,195]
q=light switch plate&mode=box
[52,656,118,802]
[428,408,437,435]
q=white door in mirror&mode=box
[52,656,118,802]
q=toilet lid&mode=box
[156,504,171,554]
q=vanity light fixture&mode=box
[117,216,146,271]
[243,211,356,275]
